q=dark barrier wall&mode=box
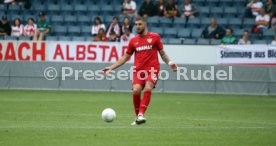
[0,62,275,95]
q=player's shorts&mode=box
[132,69,159,87]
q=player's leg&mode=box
[132,84,143,116]
[136,81,154,125]
[139,81,154,115]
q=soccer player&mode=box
[102,17,178,125]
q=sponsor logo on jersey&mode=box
[136,45,153,51]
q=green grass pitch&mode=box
[0,90,276,146]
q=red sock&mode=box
[139,91,152,115]
[133,94,141,116]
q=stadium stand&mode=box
[0,0,275,44]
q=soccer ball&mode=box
[101,108,116,123]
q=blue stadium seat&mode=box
[88,0,101,6]
[210,7,224,18]
[210,39,221,45]
[81,26,91,36]
[263,29,275,38]
[104,15,114,24]
[207,0,220,7]
[87,5,101,15]
[8,4,21,12]
[114,6,121,15]
[197,38,210,45]
[161,38,168,44]
[228,18,242,29]
[24,14,36,23]
[216,18,228,27]
[85,36,93,41]
[51,15,64,25]
[64,15,77,25]
[74,4,87,14]
[191,29,203,38]
[221,0,234,7]
[233,28,245,38]
[159,18,173,27]
[19,36,31,41]
[173,18,186,28]
[78,15,91,25]
[224,7,238,18]
[32,4,46,12]
[0,4,7,11]
[68,25,81,35]
[53,25,67,35]
[233,0,246,10]
[59,36,72,41]
[163,28,177,38]
[253,40,268,44]
[101,0,114,6]
[5,36,17,40]
[183,38,196,45]
[151,27,163,36]
[198,6,210,17]
[72,36,85,41]
[200,18,211,27]
[168,38,182,44]
[10,15,22,21]
[243,18,255,28]
[147,17,159,27]
[47,4,60,12]
[177,29,191,38]
[101,5,114,15]
[46,36,58,41]
[61,4,74,12]
[187,18,200,28]
[194,0,206,6]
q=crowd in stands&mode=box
[0,0,276,45]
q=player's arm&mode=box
[101,54,131,74]
[158,49,178,72]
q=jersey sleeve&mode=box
[126,38,135,55]
[156,34,163,50]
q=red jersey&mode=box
[126,32,163,71]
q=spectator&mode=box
[33,12,51,41]
[24,18,36,37]
[91,17,105,36]
[93,28,108,42]
[180,0,197,18]
[255,8,270,30]
[155,0,165,17]
[164,0,179,18]
[121,28,134,42]
[271,35,276,45]
[11,18,24,37]
[139,0,155,18]
[132,24,137,35]
[238,30,252,44]
[121,0,137,18]
[265,0,276,30]
[108,30,118,42]
[244,0,263,18]
[0,15,11,38]
[221,28,236,44]
[201,18,225,39]
[121,17,132,35]
[264,0,274,14]
[106,17,120,39]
